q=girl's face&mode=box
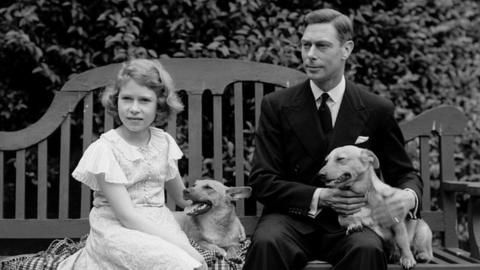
[117,79,157,135]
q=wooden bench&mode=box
[1,58,479,269]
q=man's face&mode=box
[301,23,352,87]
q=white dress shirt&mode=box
[310,76,345,127]
[308,77,346,217]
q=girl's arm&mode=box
[97,174,204,264]
[165,174,191,209]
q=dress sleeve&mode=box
[71,139,129,191]
[164,133,183,181]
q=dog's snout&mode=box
[183,189,190,195]
[317,172,327,182]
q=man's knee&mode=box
[250,214,296,249]
[346,230,386,257]
[250,226,285,250]
[248,224,310,270]
[330,231,387,270]
[350,240,385,257]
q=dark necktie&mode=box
[318,92,333,133]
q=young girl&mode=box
[58,59,206,270]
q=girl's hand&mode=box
[165,175,191,208]
[184,245,207,269]
[194,260,208,270]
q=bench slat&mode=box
[303,262,480,269]
[439,135,459,248]
[434,248,473,264]
[166,113,178,210]
[213,95,223,181]
[430,255,451,264]
[81,93,93,218]
[254,83,264,216]
[188,93,202,185]
[59,115,71,219]
[388,265,480,269]
[254,82,263,128]
[234,83,245,216]
[37,140,48,219]
[419,136,431,209]
[467,195,480,259]
[0,151,3,218]
[445,248,480,263]
[15,150,26,219]
[303,262,480,270]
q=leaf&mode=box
[207,41,220,50]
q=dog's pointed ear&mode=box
[226,186,252,201]
[361,149,380,169]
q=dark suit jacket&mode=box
[249,80,423,234]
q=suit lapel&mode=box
[284,81,330,163]
[328,81,369,151]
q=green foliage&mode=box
[5,0,477,179]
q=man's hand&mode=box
[371,188,416,227]
[318,188,366,215]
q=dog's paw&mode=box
[209,246,227,258]
[216,249,227,258]
[346,224,363,235]
[399,255,416,270]
[415,251,433,263]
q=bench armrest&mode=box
[468,188,480,259]
[466,182,480,259]
[442,180,480,259]
[443,180,480,195]
[442,180,469,193]
[466,182,480,196]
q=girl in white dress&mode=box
[58,59,207,270]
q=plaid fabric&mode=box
[0,236,86,270]
[190,239,250,270]
[1,236,250,270]
[1,254,36,270]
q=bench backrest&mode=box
[0,58,467,250]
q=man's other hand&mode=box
[318,188,366,215]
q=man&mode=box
[243,8,422,270]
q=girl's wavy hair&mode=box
[101,59,184,126]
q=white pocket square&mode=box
[355,136,369,144]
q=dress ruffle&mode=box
[72,127,184,190]
[71,139,129,191]
[159,130,183,181]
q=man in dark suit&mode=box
[243,8,422,270]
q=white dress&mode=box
[57,127,201,270]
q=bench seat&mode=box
[305,247,480,269]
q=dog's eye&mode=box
[336,157,345,162]
[203,185,213,190]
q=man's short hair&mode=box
[304,9,353,44]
